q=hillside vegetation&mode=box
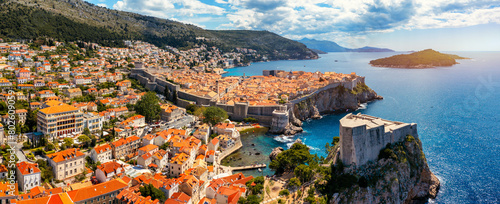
[369,49,468,68]
[0,0,317,60]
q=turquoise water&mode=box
[224,52,500,203]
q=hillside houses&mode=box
[91,144,113,163]
[0,40,263,204]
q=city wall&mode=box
[130,68,363,126]
[289,76,365,104]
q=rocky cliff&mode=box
[293,84,382,121]
[329,135,440,204]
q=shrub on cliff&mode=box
[350,83,371,95]
[378,144,398,161]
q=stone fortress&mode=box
[339,113,418,166]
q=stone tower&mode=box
[339,113,418,166]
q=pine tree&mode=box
[163,87,170,101]
[172,91,178,105]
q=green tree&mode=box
[134,92,161,123]
[238,195,261,204]
[172,91,178,105]
[75,168,87,181]
[90,134,97,148]
[163,87,170,101]
[270,143,313,174]
[63,138,74,147]
[294,164,314,183]
[36,159,54,183]
[45,143,55,151]
[25,108,38,132]
[202,106,228,126]
[78,135,91,148]
[139,184,166,202]
[279,189,289,196]
[289,177,301,189]
[159,142,170,150]
[246,176,265,195]
[83,128,91,136]
[23,141,31,149]
[185,104,197,114]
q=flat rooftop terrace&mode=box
[340,113,409,132]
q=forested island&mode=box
[369,49,468,68]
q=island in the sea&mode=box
[369,49,469,68]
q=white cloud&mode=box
[113,0,499,44]
[215,0,228,4]
[216,0,499,47]
[96,3,108,8]
[113,0,225,20]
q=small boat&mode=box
[258,168,262,172]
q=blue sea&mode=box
[223,52,500,203]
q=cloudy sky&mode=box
[86,0,500,51]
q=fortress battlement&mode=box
[339,113,418,166]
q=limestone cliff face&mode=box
[331,136,440,204]
[293,85,382,121]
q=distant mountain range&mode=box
[0,0,317,60]
[298,38,394,53]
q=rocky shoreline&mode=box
[330,136,440,204]
[273,84,382,135]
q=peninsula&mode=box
[369,49,468,68]
[132,67,382,135]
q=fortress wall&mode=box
[136,75,150,86]
[364,125,388,165]
[156,78,180,92]
[351,125,367,165]
[340,126,353,165]
[146,82,157,91]
[247,114,273,125]
[177,99,195,108]
[410,124,418,139]
[177,91,212,106]
[288,78,367,104]
[248,105,282,116]
[143,71,157,81]
[130,69,284,125]
[216,104,235,115]
[290,82,342,104]
[390,124,419,143]
[232,103,248,121]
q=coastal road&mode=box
[164,115,195,129]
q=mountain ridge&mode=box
[0,0,317,60]
[299,38,394,53]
